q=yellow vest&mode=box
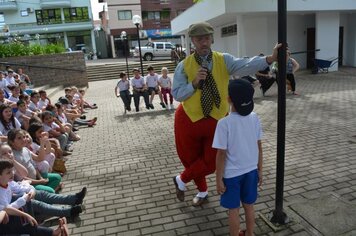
[183,52,230,122]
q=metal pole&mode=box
[135,24,144,75]
[124,38,130,79]
[271,0,288,225]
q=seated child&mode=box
[79,89,97,109]
[41,111,71,154]
[7,129,64,193]
[145,65,166,109]
[115,72,132,111]
[15,99,37,130]
[0,158,85,226]
[158,67,174,110]
[24,131,55,175]
[38,90,51,111]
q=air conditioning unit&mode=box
[27,8,34,13]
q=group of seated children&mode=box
[0,68,98,235]
[115,66,174,112]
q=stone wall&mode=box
[0,52,88,88]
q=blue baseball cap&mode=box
[228,79,254,116]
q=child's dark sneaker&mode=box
[75,187,87,205]
[160,102,166,108]
[70,205,85,217]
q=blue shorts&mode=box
[220,169,258,209]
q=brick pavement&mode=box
[59,68,356,235]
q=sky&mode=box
[90,0,105,21]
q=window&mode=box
[63,7,89,23]
[221,24,237,37]
[0,13,4,23]
[35,9,61,25]
[165,43,172,49]
[118,10,132,20]
[142,11,161,20]
[156,43,164,49]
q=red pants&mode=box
[174,104,218,192]
[161,87,173,105]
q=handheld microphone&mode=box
[198,59,209,89]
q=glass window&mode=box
[165,43,172,49]
[64,7,90,22]
[35,9,61,25]
[156,43,164,49]
[0,13,5,23]
[145,11,161,20]
[118,10,132,20]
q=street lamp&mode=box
[120,31,130,79]
[132,15,144,75]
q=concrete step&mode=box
[86,61,177,81]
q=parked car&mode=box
[134,42,175,61]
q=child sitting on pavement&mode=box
[79,89,97,109]
[158,67,174,110]
[145,65,166,109]
[213,79,263,236]
[115,72,132,112]
[15,99,37,130]
[7,129,64,193]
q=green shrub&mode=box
[0,42,65,58]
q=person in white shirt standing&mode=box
[213,79,263,236]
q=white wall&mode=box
[316,12,340,71]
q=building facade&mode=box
[0,0,97,54]
[101,0,194,58]
[171,0,356,71]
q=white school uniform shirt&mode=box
[158,76,172,88]
[0,181,34,211]
[0,79,7,90]
[28,101,40,112]
[145,73,159,88]
[43,122,60,132]
[212,112,263,178]
[15,109,32,124]
[57,113,68,124]
[13,147,37,179]
[116,80,130,91]
[130,76,145,89]
[0,117,21,135]
[38,98,49,110]
[8,95,19,103]
[5,76,16,87]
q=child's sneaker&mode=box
[170,104,175,110]
[160,102,166,108]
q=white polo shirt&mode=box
[130,76,145,89]
[158,76,172,88]
[213,112,263,178]
[145,73,159,88]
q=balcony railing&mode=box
[40,0,71,8]
[7,19,92,35]
[0,0,18,11]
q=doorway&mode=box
[306,28,315,69]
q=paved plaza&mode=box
[58,68,356,235]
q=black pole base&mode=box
[270,209,289,225]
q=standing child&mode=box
[158,67,174,110]
[145,65,166,109]
[115,72,132,111]
[213,79,263,236]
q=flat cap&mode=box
[188,22,214,37]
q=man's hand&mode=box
[216,179,226,195]
[39,178,49,184]
[267,43,283,64]
[192,67,208,89]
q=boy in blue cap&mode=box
[213,79,263,236]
